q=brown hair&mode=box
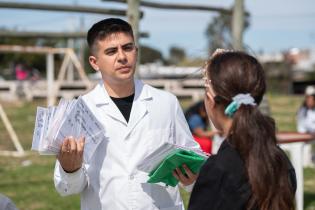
[207,51,295,210]
[87,18,134,54]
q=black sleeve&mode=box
[188,157,226,210]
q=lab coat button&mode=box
[129,175,134,180]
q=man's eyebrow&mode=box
[104,46,117,52]
[104,42,134,52]
[122,42,134,47]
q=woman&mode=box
[188,50,296,210]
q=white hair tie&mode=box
[224,93,256,117]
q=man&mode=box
[54,18,200,210]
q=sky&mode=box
[0,0,315,58]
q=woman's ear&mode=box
[89,55,99,71]
[206,91,215,109]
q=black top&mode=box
[110,94,134,122]
[188,140,296,210]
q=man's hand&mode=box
[173,164,198,186]
[57,136,85,173]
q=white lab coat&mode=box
[54,80,200,210]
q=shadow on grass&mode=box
[305,192,315,209]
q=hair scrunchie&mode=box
[224,93,256,117]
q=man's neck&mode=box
[103,79,135,98]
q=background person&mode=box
[185,101,218,154]
[297,85,315,167]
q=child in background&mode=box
[185,101,218,154]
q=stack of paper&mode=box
[137,143,208,187]
[32,97,104,161]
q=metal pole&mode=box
[0,1,130,16]
[67,39,74,82]
[47,53,54,106]
[0,104,25,156]
[0,30,149,39]
[127,0,140,78]
[232,0,244,50]
[103,0,235,15]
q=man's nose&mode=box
[117,48,127,63]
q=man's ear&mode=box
[89,55,99,71]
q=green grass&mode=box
[0,100,80,210]
[304,168,315,210]
[268,93,303,132]
[0,155,80,210]
[0,94,314,210]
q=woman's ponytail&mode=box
[229,105,295,210]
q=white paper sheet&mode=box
[32,97,105,161]
[137,142,208,173]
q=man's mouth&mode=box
[116,65,131,71]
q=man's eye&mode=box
[123,45,135,52]
[106,50,117,55]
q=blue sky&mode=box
[0,0,314,58]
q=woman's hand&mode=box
[173,164,198,186]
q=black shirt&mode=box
[188,140,296,210]
[110,94,134,123]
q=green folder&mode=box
[147,149,206,187]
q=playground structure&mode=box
[0,79,205,102]
[0,103,25,157]
[0,45,93,106]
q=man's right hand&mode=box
[57,136,85,173]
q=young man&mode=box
[54,18,200,210]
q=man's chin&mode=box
[118,70,135,79]
[115,73,134,83]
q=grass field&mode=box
[0,94,314,210]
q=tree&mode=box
[0,30,66,79]
[139,45,164,64]
[168,46,186,65]
[205,11,250,53]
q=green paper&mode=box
[147,149,206,187]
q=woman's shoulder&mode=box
[191,141,251,210]
[214,141,245,171]
[201,141,248,184]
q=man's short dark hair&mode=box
[87,18,134,49]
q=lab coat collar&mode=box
[92,79,152,106]
[90,79,152,128]
[125,80,151,137]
